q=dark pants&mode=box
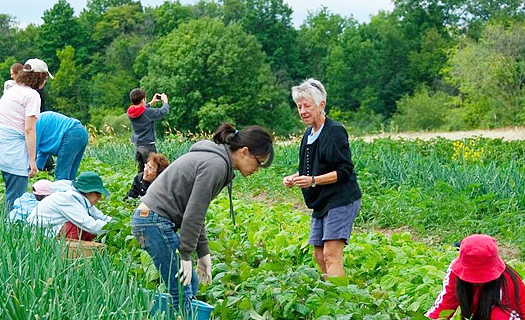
[132,209,197,316]
[135,144,156,173]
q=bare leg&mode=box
[323,240,345,277]
[314,245,327,275]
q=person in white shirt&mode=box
[0,58,52,211]
[27,171,112,241]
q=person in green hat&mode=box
[27,171,112,240]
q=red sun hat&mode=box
[451,234,506,283]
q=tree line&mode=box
[1,0,524,135]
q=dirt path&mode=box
[356,127,525,142]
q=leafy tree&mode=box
[146,1,195,37]
[89,35,143,111]
[446,22,525,125]
[327,12,413,116]
[295,7,349,81]
[104,34,147,72]
[393,0,525,38]
[12,25,42,62]
[91,69,137,111]
[140,18,296,134]
[222,0,298,83]
[0,14,17,62]
[0,57,17,95]
[91,3,146,47]
[192,0,223,19]
[39,0,87,71]
[48,46,89,121]
[85,0,138,15]
[408,28,450,87]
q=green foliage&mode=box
[446,22,525,127]
[103,113,131,136]
[329,106,385,136]
[48,46,90,122]
[0,14,16,62]
[39,0,88,71]
[0,222,154,319]
[0,56,16,95]
[296,7,348,80]
[91,3,146,47]
[5,135,525,319]
[140,18,297,135]
[392,86,456,131]
[4,0,525,134]
[147,0,195,37]
[223,0,297,82]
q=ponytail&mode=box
[213,122,274,167]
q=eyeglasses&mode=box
[144,163,157,174]
[253,155,263,167]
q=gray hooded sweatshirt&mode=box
[141,140,234,260]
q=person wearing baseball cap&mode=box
[9,179,52,221]
[426,234,525,319]
[0,58,51,212]
[27,172,111,241]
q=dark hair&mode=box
[130,88,146,105]
[146,152,170,175]
[32,187,47,201]
[10,63,23,77]
[16,69,48,90]
[213,123,274,167]
[456,266,523,319]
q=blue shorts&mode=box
[308,199,361,247]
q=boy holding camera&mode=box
[127,88,169,173]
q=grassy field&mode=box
[1,135,525,319]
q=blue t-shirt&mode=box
[36,111,80,169]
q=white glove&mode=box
[178,260,193,286]
[197,254,212,285]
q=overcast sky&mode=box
[2,0,394,28]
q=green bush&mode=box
[103,113,131,136]
[392,86,455,131]
[330,105,385,136]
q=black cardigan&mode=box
[299,117,361,218]
[126,172,151,199]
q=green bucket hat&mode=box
[73,171,110,197]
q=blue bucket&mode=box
[148,291,214,320]
[191,299,214,320]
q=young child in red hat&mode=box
[426,234,525,319]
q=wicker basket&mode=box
[62,239,105,259]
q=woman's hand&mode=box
[178,260,193,286]
[197,254,212,285]
[293,175,313,189]
[29,160,38,178]
[283,173,299,188]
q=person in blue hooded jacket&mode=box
[36,111,88,180]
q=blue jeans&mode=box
[56,123,88,180]
[132,209,198,316]
[1,171,27,214]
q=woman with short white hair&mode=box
[283,78,361,278]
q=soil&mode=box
[356,126,525,142]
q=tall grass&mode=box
[0,221,173,319]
